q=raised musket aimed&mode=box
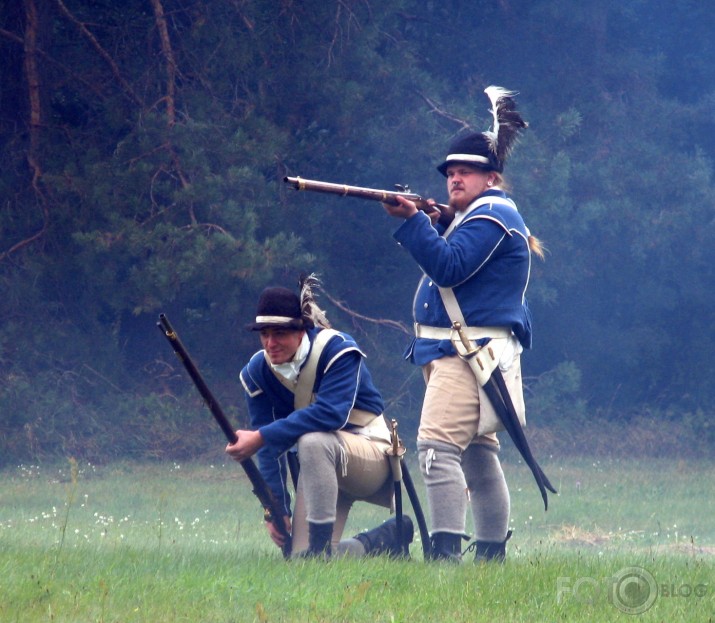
[283,175,446,215]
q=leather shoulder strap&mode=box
[293,329,340,409]
[437,286,466,325]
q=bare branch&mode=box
[321,289,411,335]
[326,1,343,68]
[383,366,423,414]
[145,0,195,223]
[53,0,143,107]
[1,26,104,99]
[0,26,23,45]
[149,0,177,127]
[81,364,123,393]
[327,0,363,68]
[1,0,51,263]
[417,91,473,133]
[0,218,47,261]
[23,0,42,154]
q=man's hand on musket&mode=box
[383,195,443,225]
[382,195,418,219]
[225,430,292,549]
[225,429,264,462]
[266,515,292,548]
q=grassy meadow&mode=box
[1,454,713,622]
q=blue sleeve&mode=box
[394,211,508,288]
[240,363,292,517]
[259,346,364,454]
[255,445,291,517]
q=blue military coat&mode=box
[393,189,534,366]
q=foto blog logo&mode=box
[557,565,708,614]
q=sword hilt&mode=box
[388,418,406,458]
[452,321,479,358]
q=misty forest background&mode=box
[2,0,714,467]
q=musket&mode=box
[284,176,447,215]
[157,313,292,558]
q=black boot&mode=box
[354,515,414,558]
[297,522,334,559]
[473,530,513,563]
[428,532,463,563]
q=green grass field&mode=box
[1,455,713,622]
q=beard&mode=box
[449,192,474,212]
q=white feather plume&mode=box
[299,273,331,329]
[483,86,528,164]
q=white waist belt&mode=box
[351,413,391,444]
[348,408,379,427]
[414,323,511,340]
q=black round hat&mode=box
[436,132,501,176]
[245,287,308,331]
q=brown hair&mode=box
[528,235,546,260]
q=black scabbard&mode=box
[483,369,557,511]
[401,461,432,559]
[394,478,405,556]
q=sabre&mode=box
[387,419,406,556]
[451,321,557,510]
[384,418,431,558]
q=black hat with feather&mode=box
[246,274,331,331]
[437,86,528,176]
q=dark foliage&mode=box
[2,0,715,465]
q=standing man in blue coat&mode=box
[226,278,413,558]
[383,87,544,562]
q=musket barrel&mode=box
[158,314,237,443]
[283,175,446,214]
[284,176,407,204]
